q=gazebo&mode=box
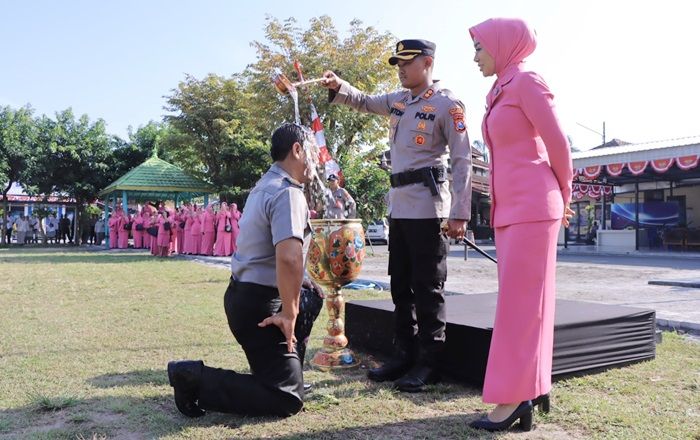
[98,155,217,247]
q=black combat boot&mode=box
[167,360,206,417]
[367,347,416,382]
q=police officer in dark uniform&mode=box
[167,124,323,417]
[322,39,472,392]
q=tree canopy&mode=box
[7,15,404,228]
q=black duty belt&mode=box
[390,166,447,196]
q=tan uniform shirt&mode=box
[332,80,472,220]
[324,187,356,219]
[231,163,311,288]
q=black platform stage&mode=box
[346,293,656,385]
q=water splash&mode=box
[300,128,330,215]
[288,86,301,125]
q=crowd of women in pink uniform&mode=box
[106,201,241,257]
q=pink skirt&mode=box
[133,230,144,248]
[214,231,232,256]
[200,231,215,256]
[482,219,560,404]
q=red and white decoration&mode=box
[574,154,699,179]
[677,155,700,170]
[310,104,343,183]
[572,183,613,200]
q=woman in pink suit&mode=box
[117,210,130,249]
[107,212,119,249]
[169,209,179,254]
[468,18,574,432]
[132,210,144,249]
[200,204,216,256]
[189,207,202,255]
[229,203,241,254]
[141,210,152,251]
[176,207,187,254]
[213,202,233,256]
[157,210,173,257]
[183,208,193,254]
[149,211,160,256]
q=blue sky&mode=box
[1,0,697,150]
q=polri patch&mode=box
[415,112,435,121]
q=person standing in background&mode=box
[200,204,216,256]
[214,202,233,256]
[132,209,145,249]
[189,207,202,255]
[230,203,241,255]
[94,215,105,246]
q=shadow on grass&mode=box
[0,393,282,439]
[88,369,170,389]
[268,413,510,439]
[0,365,504,439]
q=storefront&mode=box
[571,136,700,251]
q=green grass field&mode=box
[0,248,698,439]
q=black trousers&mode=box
[388,218,449,365]
[197,279,323,417]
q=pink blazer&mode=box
[482,65,573,228]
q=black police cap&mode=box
[388,39,436,65]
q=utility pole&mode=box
[576,121,608,231]
[577,121,606,148]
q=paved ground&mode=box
[180,243,700,333]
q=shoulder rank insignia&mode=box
[422,89,434,100]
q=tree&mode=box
[340,147,391,224]
[243,15,399,163]
[163,74,270,201]
[0,105,37,244]
[29,109,114,245]
[110,121,174,179]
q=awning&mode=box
[571,137,700,197]
[576,155,699,180]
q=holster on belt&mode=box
[390,166,447,196]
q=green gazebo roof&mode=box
[99,156,216,202]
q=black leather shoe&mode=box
[532,393,550,413]
[469,401,533,432]
[367,357,414,382]
[393,364,440,392]
[167,360,205,417]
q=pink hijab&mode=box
[469,18,537,77]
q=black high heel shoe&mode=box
[469,400,533,432]
[532,394,551,413]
